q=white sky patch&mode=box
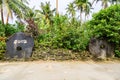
[8,0,102,24]
[28,0,102,21]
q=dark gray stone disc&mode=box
[6,32,34,58]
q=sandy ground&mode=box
[0,61,120,80]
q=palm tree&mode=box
[74,0,92,22]
[83,2,92,21]
[66,2,76,18]
[100,0,109,9]
[66,2,76,24]
[25,11,39,37]
[39,2,56,24]
[0,0,4,25]
[92,0,110,9]
[74,0,83,21]
[0,0,30,24]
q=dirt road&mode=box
[0,61,120,80]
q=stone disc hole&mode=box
[16,46,22,51]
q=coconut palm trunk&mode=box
[56,0,58,14]
[2,0,30,24]
[1,4,4,25]
[80,10,82,23]
[6,13,9,24]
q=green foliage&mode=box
[0,24,5,37]
[5,24,18,36]
[5,23,25,37]
[15,21,25,32]
[38,2,55,24]
[115,50,120,57]
[37,15,92,51]
[33,2,92,52]
[73,0,92,20]
[0,20,25,37]
[0,41,6,59]
[87,4,120,56]
[8,0,31,19]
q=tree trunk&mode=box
[56,0,58,14]
[85,14,86,21]
[6,13,9,24]
[26,18,39,37]
[116,0,118,4]
[80,10,82,23]
[1,5,4,25]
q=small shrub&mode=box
[5,23,25,37]
[0,22,5,37]
[0,41,6,59]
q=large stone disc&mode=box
[6,32,34,58]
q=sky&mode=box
[9,0,102,23]
[29,0,102,13]
[28,0,102,19]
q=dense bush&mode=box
[87,5,120,57]
[0,21,25,37]
[5,22,25,37]
[0,21,5,37]
[37,15,92,51]
[0,41,6,59]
